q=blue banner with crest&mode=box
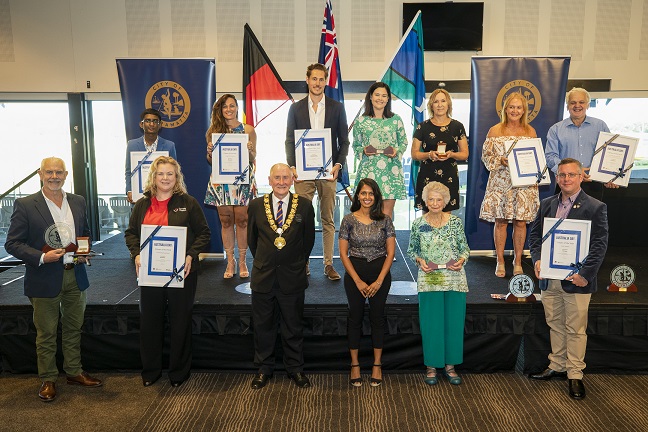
[116,58,221,252]
[465,57,570,250]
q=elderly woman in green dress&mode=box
[407,181,470,386]
[352,82,408,218]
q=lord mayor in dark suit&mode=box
[284,63,350,281]
[5,157,103,402]
[247,163,315,389]
[528,158,609,401]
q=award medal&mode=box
[43,222,76,252]
[264,194,298,250]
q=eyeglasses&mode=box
[142,119,161,125]
[556,172,581,179]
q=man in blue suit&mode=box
[284,63,350,281]
[5,157,103,402]
[528,158,609,400]
[124,108,177,203]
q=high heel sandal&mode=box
[239,257,249,278]
[495,262,506,278]
[349,364,362,387]
[443,366,462,385]
[224,258,237,279]
[424,367,437,386]
[370,364,382,387]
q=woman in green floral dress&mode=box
[352,82,408,218]
[408,182,470,386]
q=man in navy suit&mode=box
[284,63,350,281]
[124,108,177,203]
[247,163,315,389]
[528,158,609,400]
[5,157,102,402]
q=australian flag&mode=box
[318,0,349,189]
[318,0,344,103]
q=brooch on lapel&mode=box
[173,208,187,212]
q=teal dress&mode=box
[204,123,257,206]
[352,114,408,200]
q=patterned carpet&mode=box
[131,372,648,432]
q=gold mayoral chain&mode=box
[264,194,299,250]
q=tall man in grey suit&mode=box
[125,108,177,204]
[528,158,609,400]
[5,157,102,402]
[247,163,315,389]
[285,63,350,281]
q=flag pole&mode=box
[348,10,422,134]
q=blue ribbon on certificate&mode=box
[163,264,185,288]
[592,134,620,157]
[210,133,226,153]
[566,256,588,278]
[541,218,565,243]
[130,150,154,178]
[315,157,333,179]
[609,163,633,183]
[294,129,310,149]
[140,225,163,251]
[233,166,249,185]
[536,165,549,184]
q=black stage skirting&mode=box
[1,232,647,375]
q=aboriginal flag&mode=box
[243,23,292,127]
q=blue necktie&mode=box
[276,200,283,227]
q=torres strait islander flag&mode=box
[243,23,293,127]
[380,10,426,196]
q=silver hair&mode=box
[422,181,450,206]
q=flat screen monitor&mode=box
[403,2,484,51]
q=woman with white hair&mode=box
[407,181,469,386]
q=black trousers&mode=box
[344,256,391,350]
[251,279,305,375]
[139,270,197,382]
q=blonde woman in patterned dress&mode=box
[479,93,539,277]
[205,94,257,279]
[411,89,469,213]
[353,82,408,218]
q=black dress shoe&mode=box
[142,374,161,387]
[288,372,311,388]
[529,368,568,380]
[251,373,272,389]
[170,372,190,387]
[569,379,586,400]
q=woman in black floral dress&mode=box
[411,89,469,212]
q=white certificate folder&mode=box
[294,128,333,181]
[539,218,591,280]
[138,224,187,288]
[506,138,551,187]
[211,133,250,185]
[589,132,638,187]
[130,151,170,202]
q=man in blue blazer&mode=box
[528,158,609,400]
[124,108,177,203]
[284,63,349,281]
[5,157,102,402]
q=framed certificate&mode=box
[294,128,333,181]
[506,138,551,187]
[540,218,591,280]
[138,224,187,288]
[589,132,638,187]
[130,151,169,202]
[211,133,250,185]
